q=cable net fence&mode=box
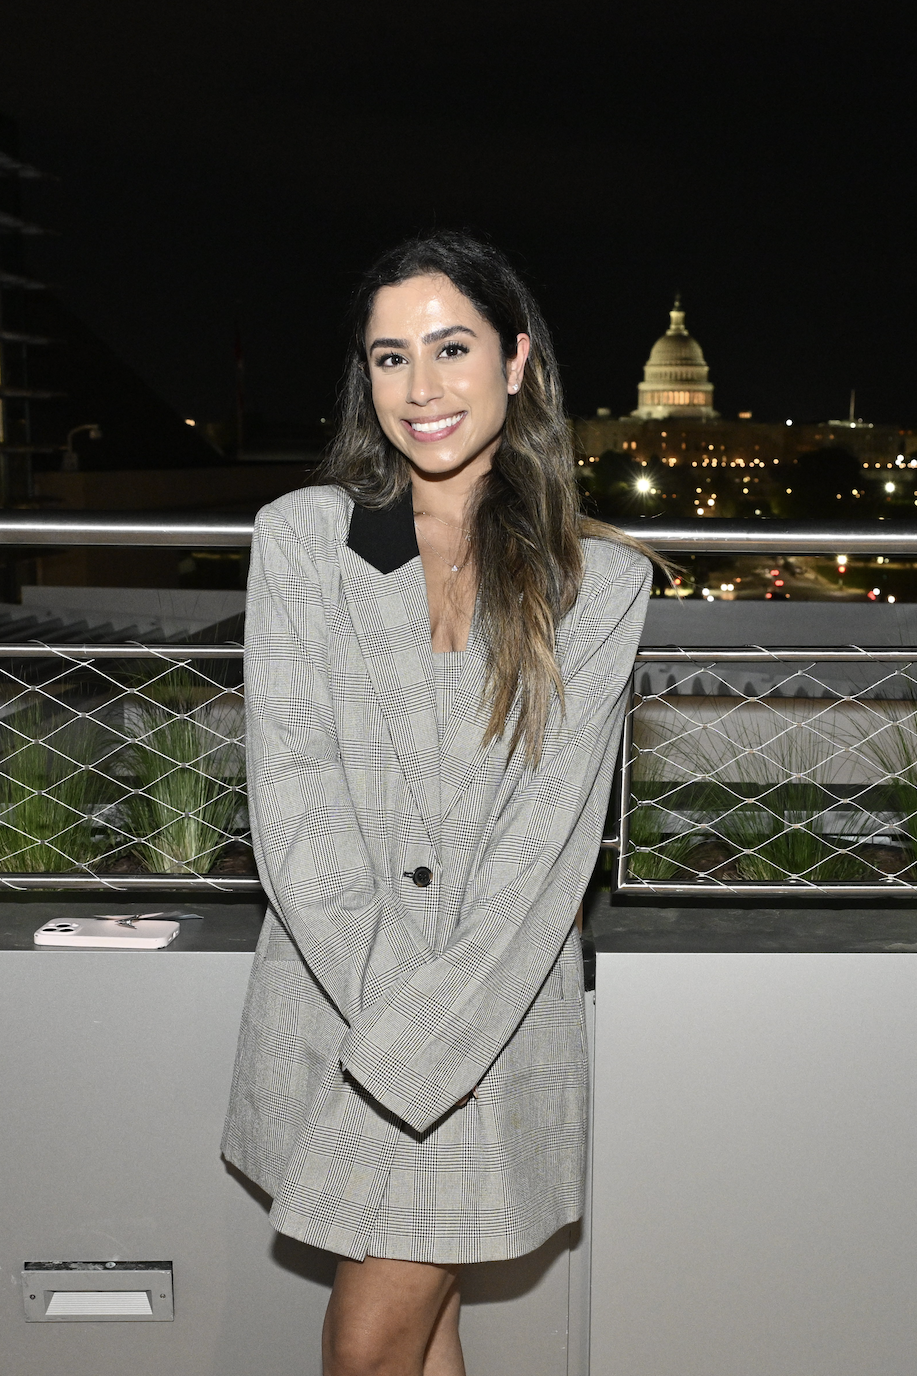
[617,650,917,895]
[0,647,253,888]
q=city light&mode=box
[635,477,651,492]
[785,419,793,426]
[885,482,895,493]
[185,418,195,426]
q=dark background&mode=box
[1,0,914,434]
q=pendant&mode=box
[451,564,459,573]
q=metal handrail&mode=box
[0,511,253,546]
[2,511,917,552]
[616,519,917,555]
[0,644,243,658]
[637,647,917,662]
[0,875,263,892]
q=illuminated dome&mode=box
[631,296,718,420]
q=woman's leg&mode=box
[423,1281,465,1376]
[322,1255,464,1376]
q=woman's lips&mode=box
[402,411,466,442]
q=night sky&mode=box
[2,1,915,435]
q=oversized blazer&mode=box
[222,483,651,1264]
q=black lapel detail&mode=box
[347,489,419,575]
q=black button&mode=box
[405,866,433,888]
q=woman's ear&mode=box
[506,333,531,394]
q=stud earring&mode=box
[510,383,519,393]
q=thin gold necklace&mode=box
[412,509,466,530]
[413,518,471,575]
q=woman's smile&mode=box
[403,410,467,441]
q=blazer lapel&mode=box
[340,491,442,853]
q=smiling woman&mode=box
[222,231,657,1376]
[366,281,527,470]
[364,274,528,652]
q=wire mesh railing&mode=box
[6,514,917,893]
[0,645,256,890]
[615,648,917,895]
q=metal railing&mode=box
[3,511,917,553]
[614,648,917,896]
[0,643,254,891]
[2,512,917,893]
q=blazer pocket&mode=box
[263,922,304,962]
[541,955,565,1001]
[251,944,345,1062]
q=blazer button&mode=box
[405,866,433,888]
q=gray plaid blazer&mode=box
[222,484,650,1263]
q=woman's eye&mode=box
[439,341,469,359]
[375,352,405,368]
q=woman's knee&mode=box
[323,1257,457,1376]
[323,1304,431,1376]
[323,1322,398,1376]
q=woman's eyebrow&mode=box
[368,336,407,352]
[422,324,477,345]
[367,324,477,352]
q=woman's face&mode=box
[365,273,529,484]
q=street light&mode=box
[62,423,102,471]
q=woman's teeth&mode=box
[410,413,463,434]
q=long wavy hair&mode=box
[318,231,660,764]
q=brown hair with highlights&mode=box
[318,231,662,764]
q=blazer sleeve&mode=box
[340,553,651,1132]
[244,504,435,1023]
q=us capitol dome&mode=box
[631,296,719,420]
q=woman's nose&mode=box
[406,358,443,406]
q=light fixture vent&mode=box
[22,1261,173,1322]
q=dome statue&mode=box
[631,296,718,420]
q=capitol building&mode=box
[575,299,914,483]
[632,297,718,421]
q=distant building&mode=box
[0,118,318,601]
[575,299,917,510]
[631,297,718,420]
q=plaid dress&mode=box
[222,484,650,1263]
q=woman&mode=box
[223,232,652,1375]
